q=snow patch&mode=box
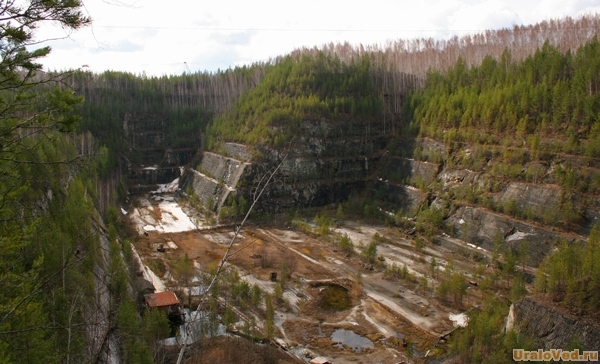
[152,177,180,194]
[506,230,533,242]
[143,225,157,232]
[130,244,167,292]
[131,196,197,235]
[156,199,197,232]
[144,265,166,292]
[449,313,468,327]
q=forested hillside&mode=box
[399,38,600,363]
[206,53,384,148]
[412,40,600,155]
[73,14,600,163]
[0,2,177,363]
[0,1,116,362]
[404,40,600,231]
[68,69,264,170]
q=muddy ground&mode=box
[128,195,482,363]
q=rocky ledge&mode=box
[507,296,600,351]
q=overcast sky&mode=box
[34,0,600,77]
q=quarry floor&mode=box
[126,193,478,363]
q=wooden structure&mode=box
[144,291,185,324]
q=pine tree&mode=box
[0,2,91,361]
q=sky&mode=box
[34,0,600,77]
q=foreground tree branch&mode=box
[176,150,288,364]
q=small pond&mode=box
[331,329,374,353]
[318,285,351,311]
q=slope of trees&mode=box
[0,0,106,362]
[64,65,268,171]
[292,14,600,80]
[393,38,600,235]
[0,134,101,363]
[535,225,600,316]
[206,52,384,148]
[410,39,600,154]
[449,298,539,364]
[448,225,600,363]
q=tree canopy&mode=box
[0,1,104,362]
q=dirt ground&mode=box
[127,195,478,363]
[164,336,297,364]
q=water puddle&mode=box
[330,329,374,353]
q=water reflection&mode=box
[330,329,374,353]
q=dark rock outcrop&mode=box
[508,296,600,351]
[374,182,428,214]
[122,112,199,193]
[387,157,440,185]
[181,119,390,213]
[446,206,563,265]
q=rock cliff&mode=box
[445,206,563,265]
[378,136,595,266]
[123,112,199,193]
[182,119,389,212]
[507,296,600,351]
[177,126,594,268]
[123,106,597,269]
[180,150,250,210]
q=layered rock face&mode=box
[254,120,388,210]
[507,296,600,350]
[180,149,250,210]
[181,127,592,267]
[445,206,562,266]
[182,119,390,213]
[123,112,199,193]
[124,108,595,267]
[372,136,594,265]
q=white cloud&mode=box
[30,0,600,76]
[447,0,521,32]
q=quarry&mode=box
[121,127,600,363]
[126,188,470,363]
[6,10,600,364]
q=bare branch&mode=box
[175,148,289,364]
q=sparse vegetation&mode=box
[535,225,600,316]
[337,233,355,254]
[361,241,378,265]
